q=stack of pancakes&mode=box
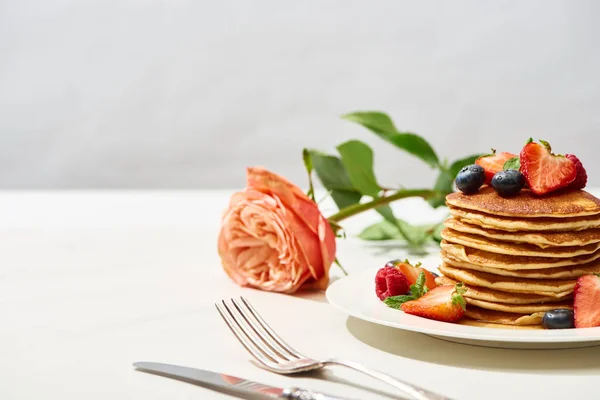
[437,186,600,329]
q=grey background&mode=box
[1,0,599,189]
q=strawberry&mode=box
[565,154,587,190]
[573,274,600,328]
[401,284,467,323]
[475,150,517,184]
[520,139,576,195]
[389,259,438,290]
[375,267,409,300]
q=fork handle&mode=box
[322,359,454,400]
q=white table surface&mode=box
[2,190,600,400]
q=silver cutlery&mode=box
[216,297,453,400]
[133,361,352,399]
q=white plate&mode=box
[326,268,600,349]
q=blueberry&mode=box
[491,170,525,197]
[542,309,574,329]
[455,165,485,194]
[385,259,401,268]
[431,271,439,278]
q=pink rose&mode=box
[218,167,337,293]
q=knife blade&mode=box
[133,361,352,400]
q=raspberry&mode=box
[566,154,587,190]
[375,267,409,300]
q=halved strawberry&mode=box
[475,150,517,184]
[565,154,587,190]
[389,260,437,290]
[520,139,576,195]
[401,284,467,323]
[573,274,600,328]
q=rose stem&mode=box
[327,189,438,223]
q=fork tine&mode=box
[215,301,280,367]
[216,299,287,364]
[239,296,303,359]
[230,298,296,361]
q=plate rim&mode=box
[326,267,600,343]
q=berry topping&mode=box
[491,170,525,197]
[542,309,575,330]
[519,139,576,195]
[573,274,600,328]
[455,164,485,194]
[388,259,438,290]
[565,154,588,190]
[401,284,467,323]
[475,150,517,184]
[375,267,409,301]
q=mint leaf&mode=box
[384,295,415,309]
[415,271,426,292]
[452,283,467,311]
[337,140,382,197]
[503,157,521,171]
[409,273,426,298]
[342,111,439,168]
[306,150,363,210]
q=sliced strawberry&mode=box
[565,154,587,190]
[475,150,517,184]
[573,274,600,328]
[401,284,467,323]
[520,139,576,195]
[375,267,409,300]
[390,260,438,290]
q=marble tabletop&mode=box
[1,190,598,400]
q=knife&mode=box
[133,361,353,400]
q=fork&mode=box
[216,297,454,400]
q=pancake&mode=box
[446,186,600,218]
[441,253,600,279]
[444,217,600,248]
[459,318,543,330]
[435,275,571,304]
[441,242,600,270]
[465,298,572,314]
[464,306,544,326]
[440,228,600,258]
[449,206,600,232]
[438,264,576,296]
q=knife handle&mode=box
[282,387,348,400]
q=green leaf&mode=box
[452,283,467,311]
[431,221,445,243]
[342,111,439,168]
[448,154,484,178]
[374,205,428,246]
[415,271,426,293]
[503,157,521,171]
[428,153,483,208]
[331,190,362,210]
[357,220,404,241]
[336,140,381,197]
[383,295,415,309]
[305,150,363,210]
[301,148,316,201]
[428,169,453,208]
